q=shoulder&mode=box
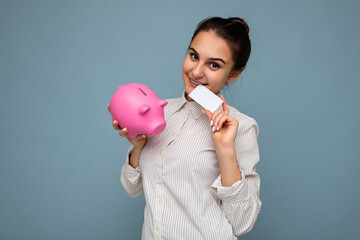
[165,97,180,106]
[163,97,183,116]
[164,97,182,110]
[228,105,259,137]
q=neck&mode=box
[185,92,194,102]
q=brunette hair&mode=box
[189,17,251,72]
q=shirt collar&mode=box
[174,91,205,120]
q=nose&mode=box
[192,63,204,79]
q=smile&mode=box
[189,77,207,86]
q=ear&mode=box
[159,99,168,108]
[227,68,244,83]
[139,104,151,115]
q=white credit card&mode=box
[188,85,223,113]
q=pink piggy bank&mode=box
[110,83,168,139]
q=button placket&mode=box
[154,144,166,239]
[153,106,189,239]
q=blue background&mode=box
[1,0,359,239]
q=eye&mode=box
[210,62,220,69]
[190,53,199,61]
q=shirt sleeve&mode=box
[211,116,262,236]
[120,145,143,198]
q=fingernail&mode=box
[210,120,213,126]
[217,126,220,131]
[202,110,205,113]
[212,126,215,132]
[113,120,116,125]
[122,128,127,132]
[142,135,146,138]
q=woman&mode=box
[108,17,261,239]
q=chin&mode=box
[184,86,192,96]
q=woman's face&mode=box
[182,31,240,101]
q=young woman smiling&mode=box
[108,17,261,239]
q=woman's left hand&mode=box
[203,95,239,148]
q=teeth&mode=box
[190,78,201,85]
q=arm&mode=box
[120,145,144,198]
[118,130,147,199]
[215,145,242,187]
[211,118,261,235]
[108,103,146,198]
[203,97,261,236]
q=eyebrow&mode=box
[189,47,226,65]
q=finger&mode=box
[119,127,128,137]
[211,109,223,124]
[107,103,111,112]
[213,111,226,132]
[220,95,229,115]
[132,134,147,141]
[127,134,147,143]
[112,120,121,130]
[203,109,213,122]
[217,115,228,131]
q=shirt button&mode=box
[155,224,160,230]
[171,132,176,136]
[186,103,190,108]
[158,198,163,204]
[159,149,163,155]
[183,114,187,119]
[157,174,161,179]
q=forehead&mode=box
[190,31,232,62]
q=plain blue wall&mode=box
[1,0,359,239]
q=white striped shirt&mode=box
[120,91,261,240]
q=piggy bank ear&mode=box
[139,104,151,115]
[159,100,168,107]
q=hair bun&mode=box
[229,17,250,34]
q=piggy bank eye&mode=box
[139,104,151,115]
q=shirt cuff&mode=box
[211,170,249,203]
[122,146,141,184]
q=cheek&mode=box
[182,58,192,74]
[207,72,227,86]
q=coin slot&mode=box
[138,88,147,96]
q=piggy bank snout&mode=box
[148,120,166,136]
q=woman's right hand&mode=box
[107,103,147,149]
